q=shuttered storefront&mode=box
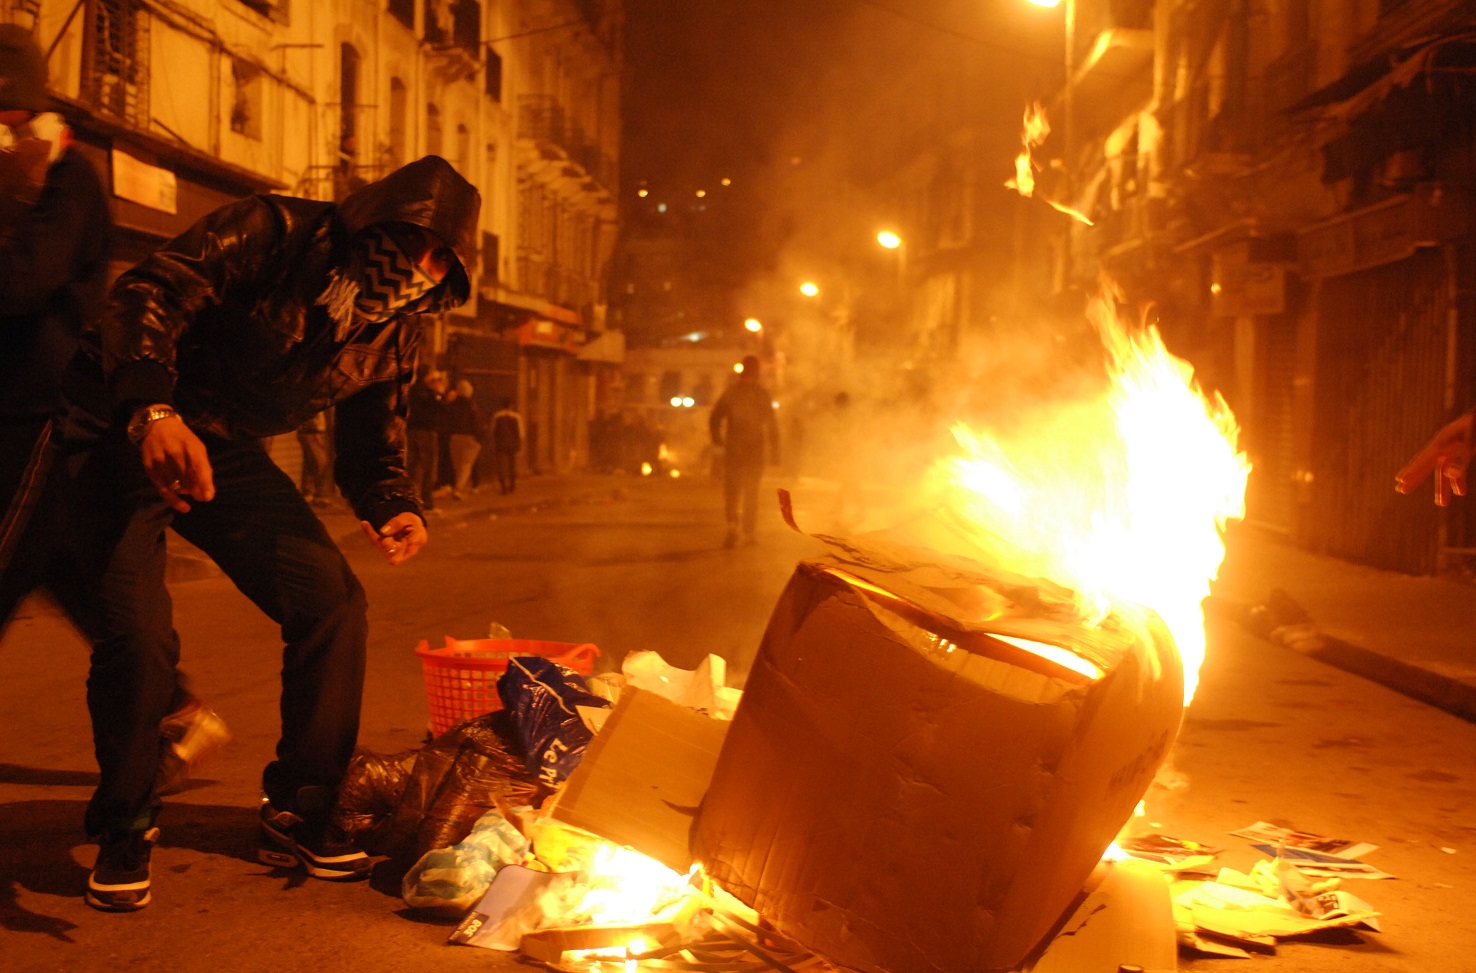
[1305,247,1449,573]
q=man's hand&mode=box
[1396,411,1474,507]
[139,415,216,513]
[360,512,427,566]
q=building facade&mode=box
[1040,0,1476,575]
[9,0,622,477]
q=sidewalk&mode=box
[166,471,644,583]
[1213,523,1476,723]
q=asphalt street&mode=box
[0,474,1472,973]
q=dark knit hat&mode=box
[0,24,51,113]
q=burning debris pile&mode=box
[342,274,1263,971]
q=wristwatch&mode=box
[126,404,179,445]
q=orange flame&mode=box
[1004,103,1094,226]
[935,285,1249,703]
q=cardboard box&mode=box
[549,686,730,873]
[692,549,1184,973]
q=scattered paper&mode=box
[1229,821,1377,860]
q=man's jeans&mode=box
[723,452,764,536]
[65,427,368,835]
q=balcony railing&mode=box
[519,94,568,149]
[424,0,481,55]
[84,0,150,128]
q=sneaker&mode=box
[87,827,159,912]
[156,699,232,796]
[258,796,371,881]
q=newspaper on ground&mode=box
[1228,820,1393,880]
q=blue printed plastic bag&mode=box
[497,656,609,787]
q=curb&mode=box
[1207,594,1476,724]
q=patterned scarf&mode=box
[316,226,441,335]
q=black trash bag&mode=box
[497,656,610,787]
[334,748,418,856]
[334,709,545,871]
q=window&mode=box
[456,123,470,175]
[230,57,263,139]
[238,0,290,23]
[388,77,407,167]
[485,48,503,102]
[426,103,442,157]
[87,0,149,126]
[339,43,360,146]
[387,0,415,31]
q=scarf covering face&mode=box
[353,226,440,320]
[316,225,441,333]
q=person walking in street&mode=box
[0,24,227,801]
[490,397,524,494]
[709,354,780,547]
[59,155,480,911]
[444,379,483,500]
[406,367,447,511]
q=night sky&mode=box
[622,0,1067,194]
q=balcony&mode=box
[424,0,481,81]
[84,0,151,129]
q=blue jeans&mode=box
[64,425,368,835]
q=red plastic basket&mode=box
[414,636,601,737]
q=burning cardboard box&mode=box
[693,535,1184,973]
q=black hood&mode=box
[335,155,481,309]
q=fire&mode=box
[936,286,1249,703]
[1004,103,1095,226]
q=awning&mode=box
[479,282,584,327]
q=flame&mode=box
[1004,103,1094,226]
[1005,102,1050,198]
[562,843,692,926]
[937,286,1249,703]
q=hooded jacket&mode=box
[67,155,480,527]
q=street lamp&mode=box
[744,317,763,333]
[799,281,820,298]
[877,231,901,250]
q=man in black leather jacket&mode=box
[61,155,480,911]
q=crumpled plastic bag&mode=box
[497,657,610,787]
[333,709,544,869]
[402,807,531,916]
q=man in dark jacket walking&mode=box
[490,397,524,494]
[709,355,780,547]
[60,155,480,911]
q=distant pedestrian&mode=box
[296,410,333,505]
[444,379,483,500]
[490,397,524,494]
[1396,409,1475,506]
[709,355,780,547]
[407,368,447,510]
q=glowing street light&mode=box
[799,281,820,297]
[744,317,763,333]
[877,231,902,250]
[1025,0,1060,6]
[733,361,745,374]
